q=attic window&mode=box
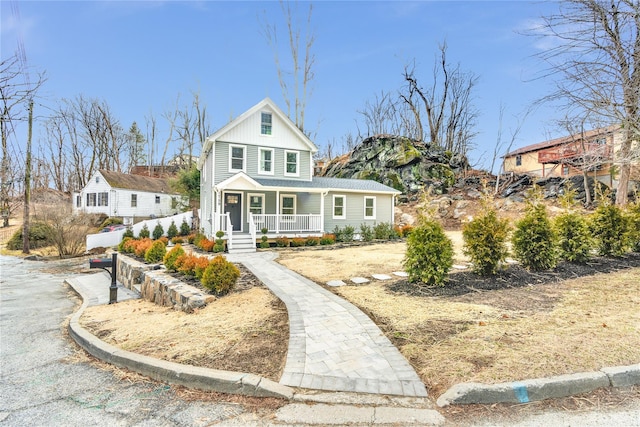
[261,112,272,135]
[95,176,99,183]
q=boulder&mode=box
[321,134,468,194]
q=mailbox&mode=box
[89,257,112,269]
[88,253,118,304]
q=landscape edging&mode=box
[65,278,294,400]
[436,365,640,407]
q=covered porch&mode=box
[209,173,327,252]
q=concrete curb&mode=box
[65,279,294,400]
[437,365,640,407]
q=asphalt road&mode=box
[0,255,262,427]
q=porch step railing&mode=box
[250,213,322,236]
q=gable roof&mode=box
[199,98,318,168]
[504,125,619,158]
[98,169,177,194]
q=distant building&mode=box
[503,126,625,187]
[72,169,187,222]
[130,155,199,178]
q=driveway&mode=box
[0,255,259,426]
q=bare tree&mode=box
[400,43,479,156]
[533,0,640,205]
[261,1,316,134]
[491,104,530,193]
[175,90,210,170]
[0,55,45,227]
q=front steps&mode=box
[228,232,256,254]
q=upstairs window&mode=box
[230,145,245,172]
[261,112,272,135]
[131,194,137,207]
[155,195,161,204]
[515,155,522,166]
[259,148,274,175]
[285,150,299,177]
[97,192,109,206]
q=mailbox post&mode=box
[109,252,117,304]
[89,253,118,304]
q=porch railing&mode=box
[250,214,322,235]
[213,213,233,251]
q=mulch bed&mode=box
[387,252,640,298]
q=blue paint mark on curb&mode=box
[513,382,530,403]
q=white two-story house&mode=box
[198,98,401,253]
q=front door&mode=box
[224,193,242,231]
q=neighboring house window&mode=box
[562,165,570,176]
[230,145,245,172]
[155,195,161,204]
[97,192,108,206]
[86,193,96,207]
[280,195,296,216]
[333,195,346,219]
[364,196,376,219]
[515,155,522,166]
[259,148,274,175]
[131,194,137,207]
[248,194,264,219]
[284,150,299,176]
[261,112,272,135]
[76,195,81,207]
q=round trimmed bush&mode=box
[200,255,240,295]
[163,244,185,271]
[144,239,166,263]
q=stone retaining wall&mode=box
[115,252,211,313]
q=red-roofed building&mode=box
[503,126,621,185]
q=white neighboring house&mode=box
[73,169,187,223]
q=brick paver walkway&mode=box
[226,252,427,397]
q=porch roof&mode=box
[254,176,402,194]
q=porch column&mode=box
[320,191,326,233]
[276,190,280,234]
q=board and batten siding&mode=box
[215,105,313,151]
[322,192,394,233]
[213,142,312,183]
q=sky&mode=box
[1,0,566,172]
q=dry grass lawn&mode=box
[80,287,288,381]
[276,231,467,282]
[335,269,640,396]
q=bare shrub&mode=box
[35,206,93,258]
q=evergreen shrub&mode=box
[201,255,240,295]
[404,217,454,286]
[626,200,640,252]
[512,187,557,270]
[152,223,164,240]
[163,244,185,271]
[462,208,510,276]
[359,224,373,242]
[167,221,178,239]
[139,224,150,239]
[590,200,628,256]
[180,219,191,236]
[144,239,166,263]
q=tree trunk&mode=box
[22,100,33,254]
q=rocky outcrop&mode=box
[320,134,468,194]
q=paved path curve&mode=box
[226,252,427,397]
